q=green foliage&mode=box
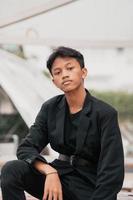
[90,90,133,121]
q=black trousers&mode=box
[1,160,92,200]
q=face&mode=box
[51,57,87,93]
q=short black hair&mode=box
[46,46,85,73]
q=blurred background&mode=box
[0,0,133,198]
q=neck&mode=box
[65,87,86,113]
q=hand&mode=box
[43,172,63,200]
[34,161,62,199]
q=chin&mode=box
[62,86,77,93]
[60,83,80,93]
[62,88,72,93]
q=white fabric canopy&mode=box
[0,0,133,47]
[0,49,60,127]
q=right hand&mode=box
[43,172,63,200]
[34,161,63,200]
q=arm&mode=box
[17,102,63,200]
[17,102,49,165]
[91,110,124,200]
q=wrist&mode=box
[46,171,58,176]
[44,164,57,175]
[34,161,57,175]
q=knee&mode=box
[1,160,28,188]
[1,160,25,176]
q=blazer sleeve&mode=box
[91,110,124,200]
[17,102,49,165]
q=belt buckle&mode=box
[70,155,75,166]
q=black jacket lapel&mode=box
[75,91,92,154]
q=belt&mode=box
[58,154,91,167]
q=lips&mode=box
[62,80,72,85]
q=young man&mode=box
[1,47,124,200]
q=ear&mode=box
[82,67,88,79]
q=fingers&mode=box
[53,192,58,200]
[48,192,53,200]
[43,189,48,200]
[43,189,63,200]
[58,190,63,200]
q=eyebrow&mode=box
[52,67,61,72]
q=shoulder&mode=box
[41,94,64,109]
[36,94,64,118]
[90,96,119,135]
[90,94,117,117]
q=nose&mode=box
[62,69,69,79]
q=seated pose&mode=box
[1,47,124,200]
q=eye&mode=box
[53,71,61,76]
[67,66,74,71]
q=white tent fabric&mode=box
[0,0,76,28]
[0,49,60,127]
[0,0,133,47]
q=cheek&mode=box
[53,79,61,88]
[73,72,83,81]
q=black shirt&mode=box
[64,102,82,155]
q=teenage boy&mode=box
[1,46,124,200]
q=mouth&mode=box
[62,80,72,85]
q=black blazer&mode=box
[17,90,124,200]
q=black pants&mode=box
[1,160,91,200]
